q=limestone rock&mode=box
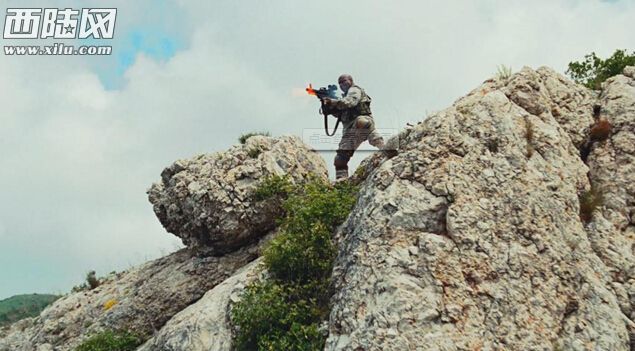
[326,67,634,350]
[504,67,597,149]
[138,258,263,351]
[147,135,327,253]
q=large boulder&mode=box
[326,67,635,350]
[147,135,327,254]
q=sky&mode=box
[0,0,634,299]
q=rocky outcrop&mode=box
[326,67,635,350]
[147,135,327,254]
[0,243,264,351]
[138,258,263,351]
[2,67,633,351]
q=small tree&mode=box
[566,49,635,90]
[86,271,100,290]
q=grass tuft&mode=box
[579,185,604,223]
[496,65,513,82]
[525,119,535,158]
[74,330,142,351]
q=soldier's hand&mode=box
[323,98,333,105]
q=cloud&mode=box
[1,0,634,299]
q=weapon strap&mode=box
[324,113,340,136]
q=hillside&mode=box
[0,294,59,327]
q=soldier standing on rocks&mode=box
[323,74,394,180]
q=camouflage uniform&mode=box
[330,85,384,179]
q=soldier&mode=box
[323,74,389,180]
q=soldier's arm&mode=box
[322,102,341,117]
[332,110,343,118]
[333,86,362,110]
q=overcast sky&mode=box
[1,0,634,299]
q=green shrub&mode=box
[265,222,335,285]
[264,179,358,284]
[579,185,604,223]
[281,179,358,234]
[232,177,359,351]
[257,323,324,351]
[231,282,324,351]
[254,174,294,201]
[74,330,142,351]
[239,131,271,144]
[566,49,635,90]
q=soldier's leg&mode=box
[354,115,384,148]
[334,127,356,179]
[366,117,385,148]
[333,117,374,180]
[356,115,398,158]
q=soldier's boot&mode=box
[335,169,349,181]
[371,138,385,149]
